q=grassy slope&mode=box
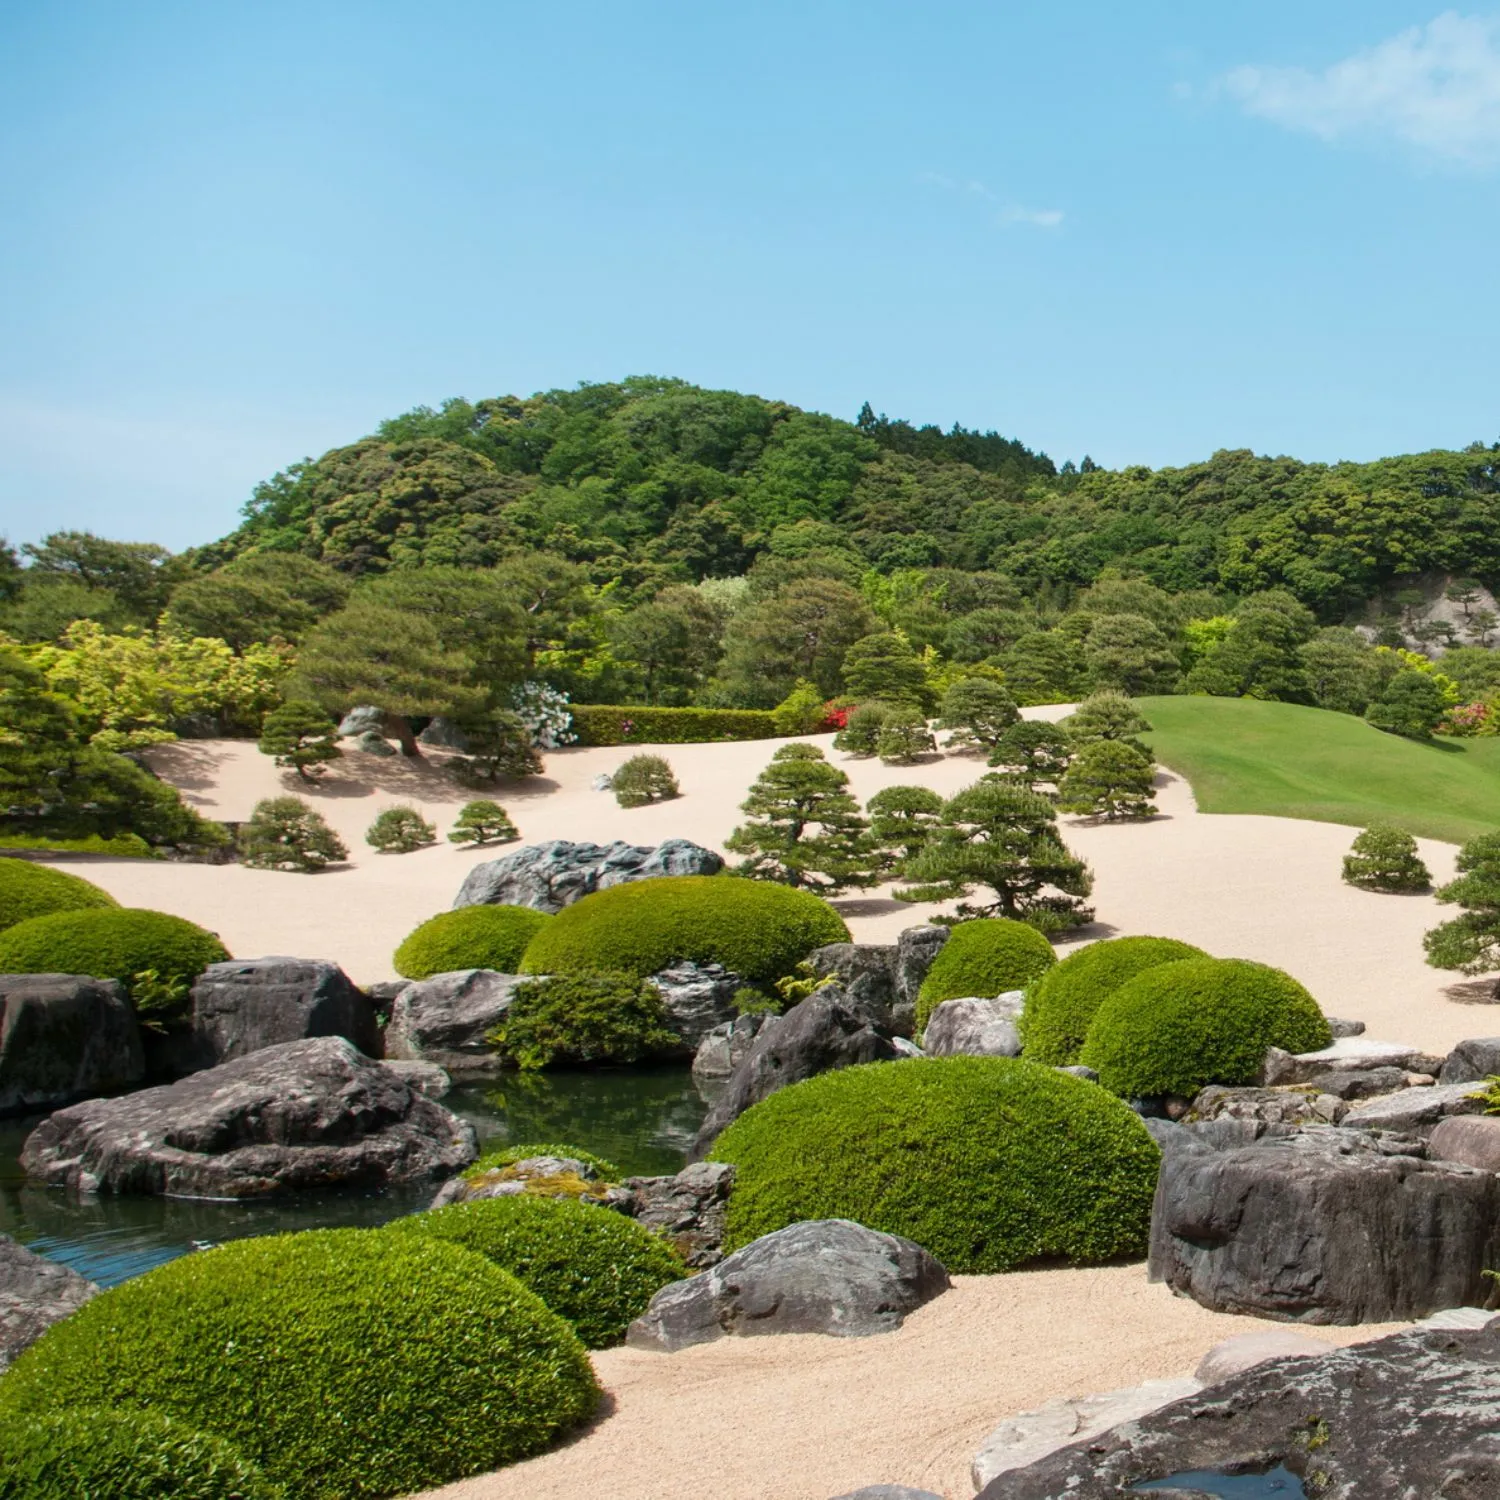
[1137,696,1500,845]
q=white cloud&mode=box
[999,205,1065,229]
[1225,11,1500,165]
[920,173,1062,227]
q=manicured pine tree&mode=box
[875,707,937,764]
[1343,824,1431,893]
[448,799,519,846]
[935,677,1020,751]
[238,796,348,872]
[1059,691,1153,750]
[867,784,944,878]
[1365,671,1448,739]
[840,632,930,709]
[257,700,342,781]
[987,720,1074,795]
[1056,740,1158,821]
[1425,833,1500,981]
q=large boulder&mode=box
[1260,1036,1427,1085]
[647,961,742,1051]
[688,990,900,1159]
[975,1326,1500,1499]
[625,1219,949,1351]
[692,1013,773,1082]
[187,958,379,1069]
[0,974,143,1116]
[382,969,525,1078]
[452,838,724,913]
[0,1235,98,1372]
[1442,1037,1500,1085]
[1341,1079,1488,1133]
[894,925,949,1011]
[1150,1124,1500,1322]
[601,1160,737,1269]
[805,943,907,1034]
[921,994,1023,1058]
[20,1036,476,1198]
[1430,1115,1500,1173]
[1193,1327,1333,1385]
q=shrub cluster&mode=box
[0,1228,598,1500]
[365,806,437,853]
[915,918,1056,1033]
[386,1194,688,1348]
[612,754,681,807]
[0,857,117,933]
[709,1057,1160,1273]
[518,874,849,982]
[1342,823,1431,893]
[487,971,681,1069]
[393,904,551,980]
[570,706,778,746]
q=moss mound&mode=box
[709,1056,1160,1273]
[394,904,552,979]
[0,1228,598,1500]
[387,1194,688,1348]
[0,1407,282,1500]
[1019,935,1209,1065]
[0,907,228,996]
[1080,957,1333,1099]
[0,857,118,934]
[915,919,1057,1032]
[466,1141,621,1179]
[518,875,849,982]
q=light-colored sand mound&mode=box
[423,1264,1403,1500]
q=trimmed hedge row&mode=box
[915,919,1056,1033]
[394,905,551,980]
[0,857,118,934]
[570,705,778,746]
[0,907,228,997]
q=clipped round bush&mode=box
[518,874,850,982]
[915,918,1057,1033]
[0,907,228,999]
[366,805,437,853]
[1019,935,1209,1066]
[386,1194,688,1348]
[710,1057,1160,1272]
[612,753,681,808]
[467,1141,621,1179]
[0,1407,281,1500]
[394,904,552,980]
[1080,957,1334,1099]
[0,1228,598,1500]
[0,857,118,934]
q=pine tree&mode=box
[1056,740,1157,820]
[987,720,1073,794]
[447,800,519,846]
[1343,824,1431,893]
[875,707,937,764]
[258,700,342,781]
[1425,833,1500,979]
[841,632,929,708]
[239,796,348,872]
[1059,691,1153,751]
[935,677,1020,751]
[867,784,944,878]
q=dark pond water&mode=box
[1131,1465,1306,1497]
[0,1065,709,1288]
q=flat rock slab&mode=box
[1193,1327,1333,1385]
[626,1219,949,1351]
[20,1036,476,1198]
[1342,1079,1488,1132]
[0,1234,98,1371]
[452,838,723,913]
[0,973,143,1116]
[1261,1036,1422,1085]
[383,969,525,1078]
[1188,1084,1345,1127]
[921,994,1023,1058]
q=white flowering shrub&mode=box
[511,681,577,749]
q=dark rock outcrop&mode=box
[626,1219,949,1351]
[805,943,907,1034]
[647,961,742,1051]
[20,1036,476,1198]
[452,837,723,913]
[602,1160,737,1269]
[0,974,143,1116]
[921,994,1023,1057]
[894,925,949,1012]
[382,969,524,1077]
[1442,1037,1500,1085]
[0,1235,98,1371]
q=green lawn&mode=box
[1137,696,1500,845]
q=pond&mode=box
[0,1064,710,1288]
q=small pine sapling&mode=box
[448,800,519,846]
[1342,824,1431,893]
[612,754,681,808]
[257,700,342,781]
[366,805,438,853]
[1056,740,1158,821]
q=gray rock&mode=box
[1441,1037,1500,1085]
[0,974,144,1116]
[692,1013,773,1081]
[1192,1327,1333,1385]
[21,1036,476,1198]
[352,729,398,757]
[432,1152,606,1209]
[689,990,900,1158]
[974,1326,1500,1499]
[379,1059,451,1099]
[336,704,387,737]
[1188,1084,1346,1126]
[418,715,472,751]
[337,705,416,754]
[1430,1115,1500,1172]
[591,772,613,792]
[1326,1015,1367,1038]
[890,1036,924,1058]
[1312,1066,1415,1100]
[830,1489,944,1500]
[1057,1064,1098,1081]
[383,969,525,1078]
[647,962,742,1051]
[1260,1036,1423,1085]
[453,837,724,913]
[601,1160,736,1269]
[1150,1123,1500,1322]
[626,1219,949,1351]
[0,1235,98,1371]
[1342,1079,1488,1133]
[188,958,378,1069]
[364,980,411,1005]
[893,925,948,1010]
[1419,1305,1499,1331]
[806,943,906,1034]
[921,994,1023,1058]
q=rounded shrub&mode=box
[0,1228,598,1500]
[612,753,681,808]
[0,1407,282,1500]
[393,904,552,980]
[489,971,681,1068]
[518,874,850,982]
[1080,957,1334,1099]
[915,918,1057,1033]
[386,1194,688,1348]
[1019,935,1209,1066]
[365,805,437,853]
[0,907,228,999]
[709,1056,1160,1272]
[0,857,118,933]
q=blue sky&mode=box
[2,2,1498,549]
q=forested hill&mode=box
[201,375,1500,620]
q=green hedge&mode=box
[0,907,228,999]
[386,1194,688,1348]
[570,705,778,746]
[0,833,154,858]
[709,1057,1159,1273]
[1080,957,1333,1098]
[0,1407,283,1500]
[519,875,849,982]
[915,919,1056,1033]
[1019,935,1209,1066]
[394,905,551,979]
[0,1228,598,1500]
[0,857,118,934]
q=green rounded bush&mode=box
[366,805,437,853]
[709,1057,1160,1273]
[387,1194,688,1348]
[0,1407,282,1500]
[0,907,228,998]
[915,918,1057,1032]
[466,1141,621,1179]
[0,1228,598,1500]
[394,904,552,979]
[1019,935,1209,1066]
[1080,957,1334,1099]
[489,971,681,1069]
[0,857,118,934]
[518,874,850,982]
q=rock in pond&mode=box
[647,961,742,1051]
[0,973,143,1116]
[452,837,723,913]
[0,1234,98,1371]
[626,1219,949,1351]
[692,1013,773,1082]
[20,1036,476,1198]
[383,969,525,1078]
[921,994,1023,1058]
[431,1152,607,1209]
[379,1058,451,1099]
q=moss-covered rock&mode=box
[393,904,551,979]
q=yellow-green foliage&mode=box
[0,907,227,998]
[0,857,118,934]
[464,1142,620,1179]
[394,905,552,979]
[915,918,1056,1032]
